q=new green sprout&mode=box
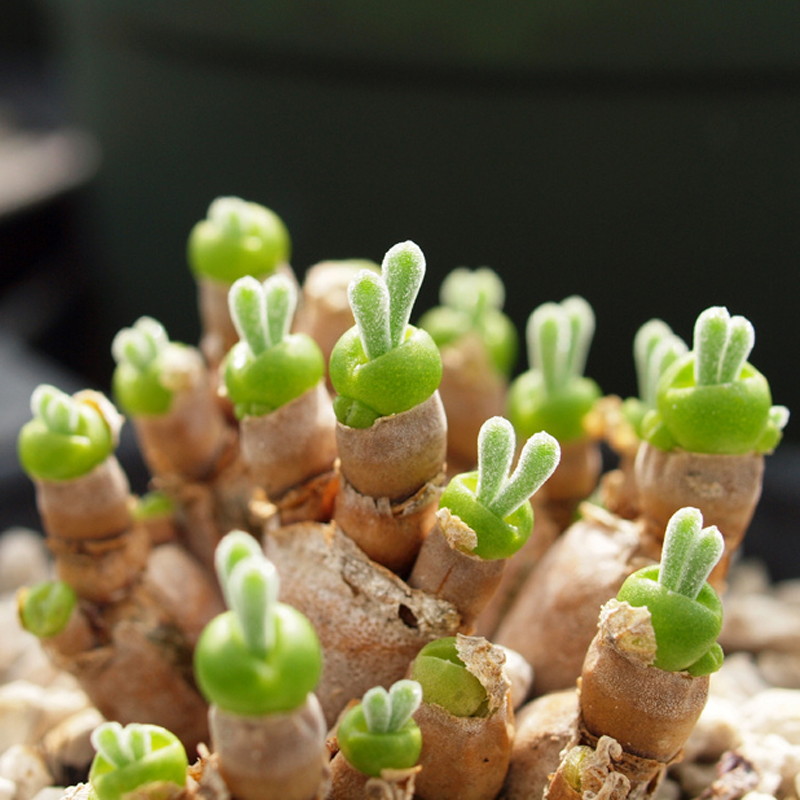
[507,296,601,444]
[187,197,290,284]
[112,317,203,416]
[17,580,76,639]
[418,267,518,377]
[622,319,688,438]
[224,274,325,419]
[642,306,788,454]
[410,638,488,718]
[194,531,322,715]
[337,680,423,777]
[89,722,188,800]
[18,385,115,482]
[616,506,725,676]
[439,417,560,559]
[329,241,443,429]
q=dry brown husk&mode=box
[501,689,580,800]
[48,525,151,603]
[35,457,133,542]
[579,600,710,765]
[545,736,633,800]
[412,636,514,800]
[495,504,650,697]
[240,381,338,501]
[334,392,447,502]
[264,521,461,726]
[158,436,252,572]
[634,443,765,589]
[41,546,223,754]
[132,374,230,482]
[406,508,506,633]
[208,695,330,800]
[333,472,444,578]
[326,755,419,800]
[435,333,507,475]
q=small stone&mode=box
[40,708,105,788]
[0,745,53,800]
[0,530,52,595]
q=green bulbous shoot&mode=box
[439,417,560,559]
[337,680,423,777]
[616,507,725,676]
[418,267,518,377]
[133,491,175,522]
[112,317,202,416]
[194,531,322,716]
[410,638,487,717]
[224,274,325,419]
[507,296,601,444]
[329,241,442,428]
[642,306,789,454]
[187,197,291,284]
[18,580,76,639]
[18,385,115,482]
[89,722,188,800]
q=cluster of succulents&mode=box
[14,196,790,800]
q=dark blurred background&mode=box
[1,1,799,576]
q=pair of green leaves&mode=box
[224,274,325,418]
[507,296,601,444]
[337,680,423,778]
[89,722,188,800]
[617,507,724,676]
[642,307,789,454]
[18,385,115,482]
[330,241,442,428]
[193,531,322,715]
[440,417,560,559]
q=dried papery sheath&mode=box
[544,507,725,800]
[409,635,514,800]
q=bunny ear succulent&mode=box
[223,274,325,419]
[439,417,560,559]
[418,266,519,377]
[194,531,322,716]
[89,722,188,800]
[337,679,424,777]
[616,506,724,676]
[507,296,601,444]
[187,196,291,284]
[622,319,688,437]
[329,241,443,429]
[111,316,203,416]
[642,306,789,454]
[17,385,116,482]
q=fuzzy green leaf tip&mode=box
[89,722,188,800]
[633,319,688,408]
[476,417,560,519]
[214,530,278,656]
[659,507,724,601]
[440,266,505,319]
[694,306,755,386]
[526,296,595,395]
[229,273,297,356]
[362,680,423,734]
